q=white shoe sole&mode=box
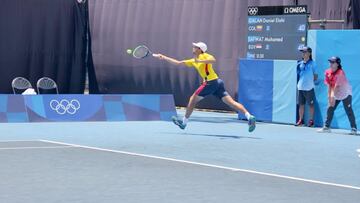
[317,129,331,133]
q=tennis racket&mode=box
[127,45,159,59]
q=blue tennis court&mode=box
[1,110,359,203]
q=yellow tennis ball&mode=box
[126,49,132,54]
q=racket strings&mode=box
[133,46,150,58]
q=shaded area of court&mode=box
[0,140,359,203]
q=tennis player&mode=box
[317,56,357,135]
[154,42,256,132]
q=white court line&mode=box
[0,140,40,143]
[40,139,360,191]
[0,146,76,150]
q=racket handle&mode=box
[153,54,164,59]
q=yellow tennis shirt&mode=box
[183,53,219,81]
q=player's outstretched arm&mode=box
[153,54,184,66]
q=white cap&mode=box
[192,42,207,52]
[22,88,37,95]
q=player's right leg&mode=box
[172,82,207,130]
[172,94,203,129]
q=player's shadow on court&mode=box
[328,131,359,136]
[183,133,262,140]
[161,132,262,140]
[188,117,245,124]
[185,116,270,126]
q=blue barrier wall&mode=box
[0,94,176,122]
[308,30,360,129]
[238,59,297,124]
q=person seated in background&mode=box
[295,46,318,127]
[318,56,357,135]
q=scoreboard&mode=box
[247,5,308,60]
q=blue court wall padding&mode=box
[0,95,28,122]
[238,59,274,122]
[238,59,297,124]
[307,30,360,130]
[272,60,297,124]
[0,94,176,123]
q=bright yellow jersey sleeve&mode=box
[183,53,219,81]
[183,59,195,67]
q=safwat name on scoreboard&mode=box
[250,36,284,42]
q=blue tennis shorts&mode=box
[194,79,229,99]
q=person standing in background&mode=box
[295,47,318,127]
[318,56,357,135]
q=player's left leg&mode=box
[221,95,256,132]
[214,79,256,132]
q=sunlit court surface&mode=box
[0,110,359,202]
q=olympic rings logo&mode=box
[248,7,258,16]
[50,99,81,115]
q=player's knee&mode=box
[189,95,198,105]
[189,94,196,101]
[221,96,233,107]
